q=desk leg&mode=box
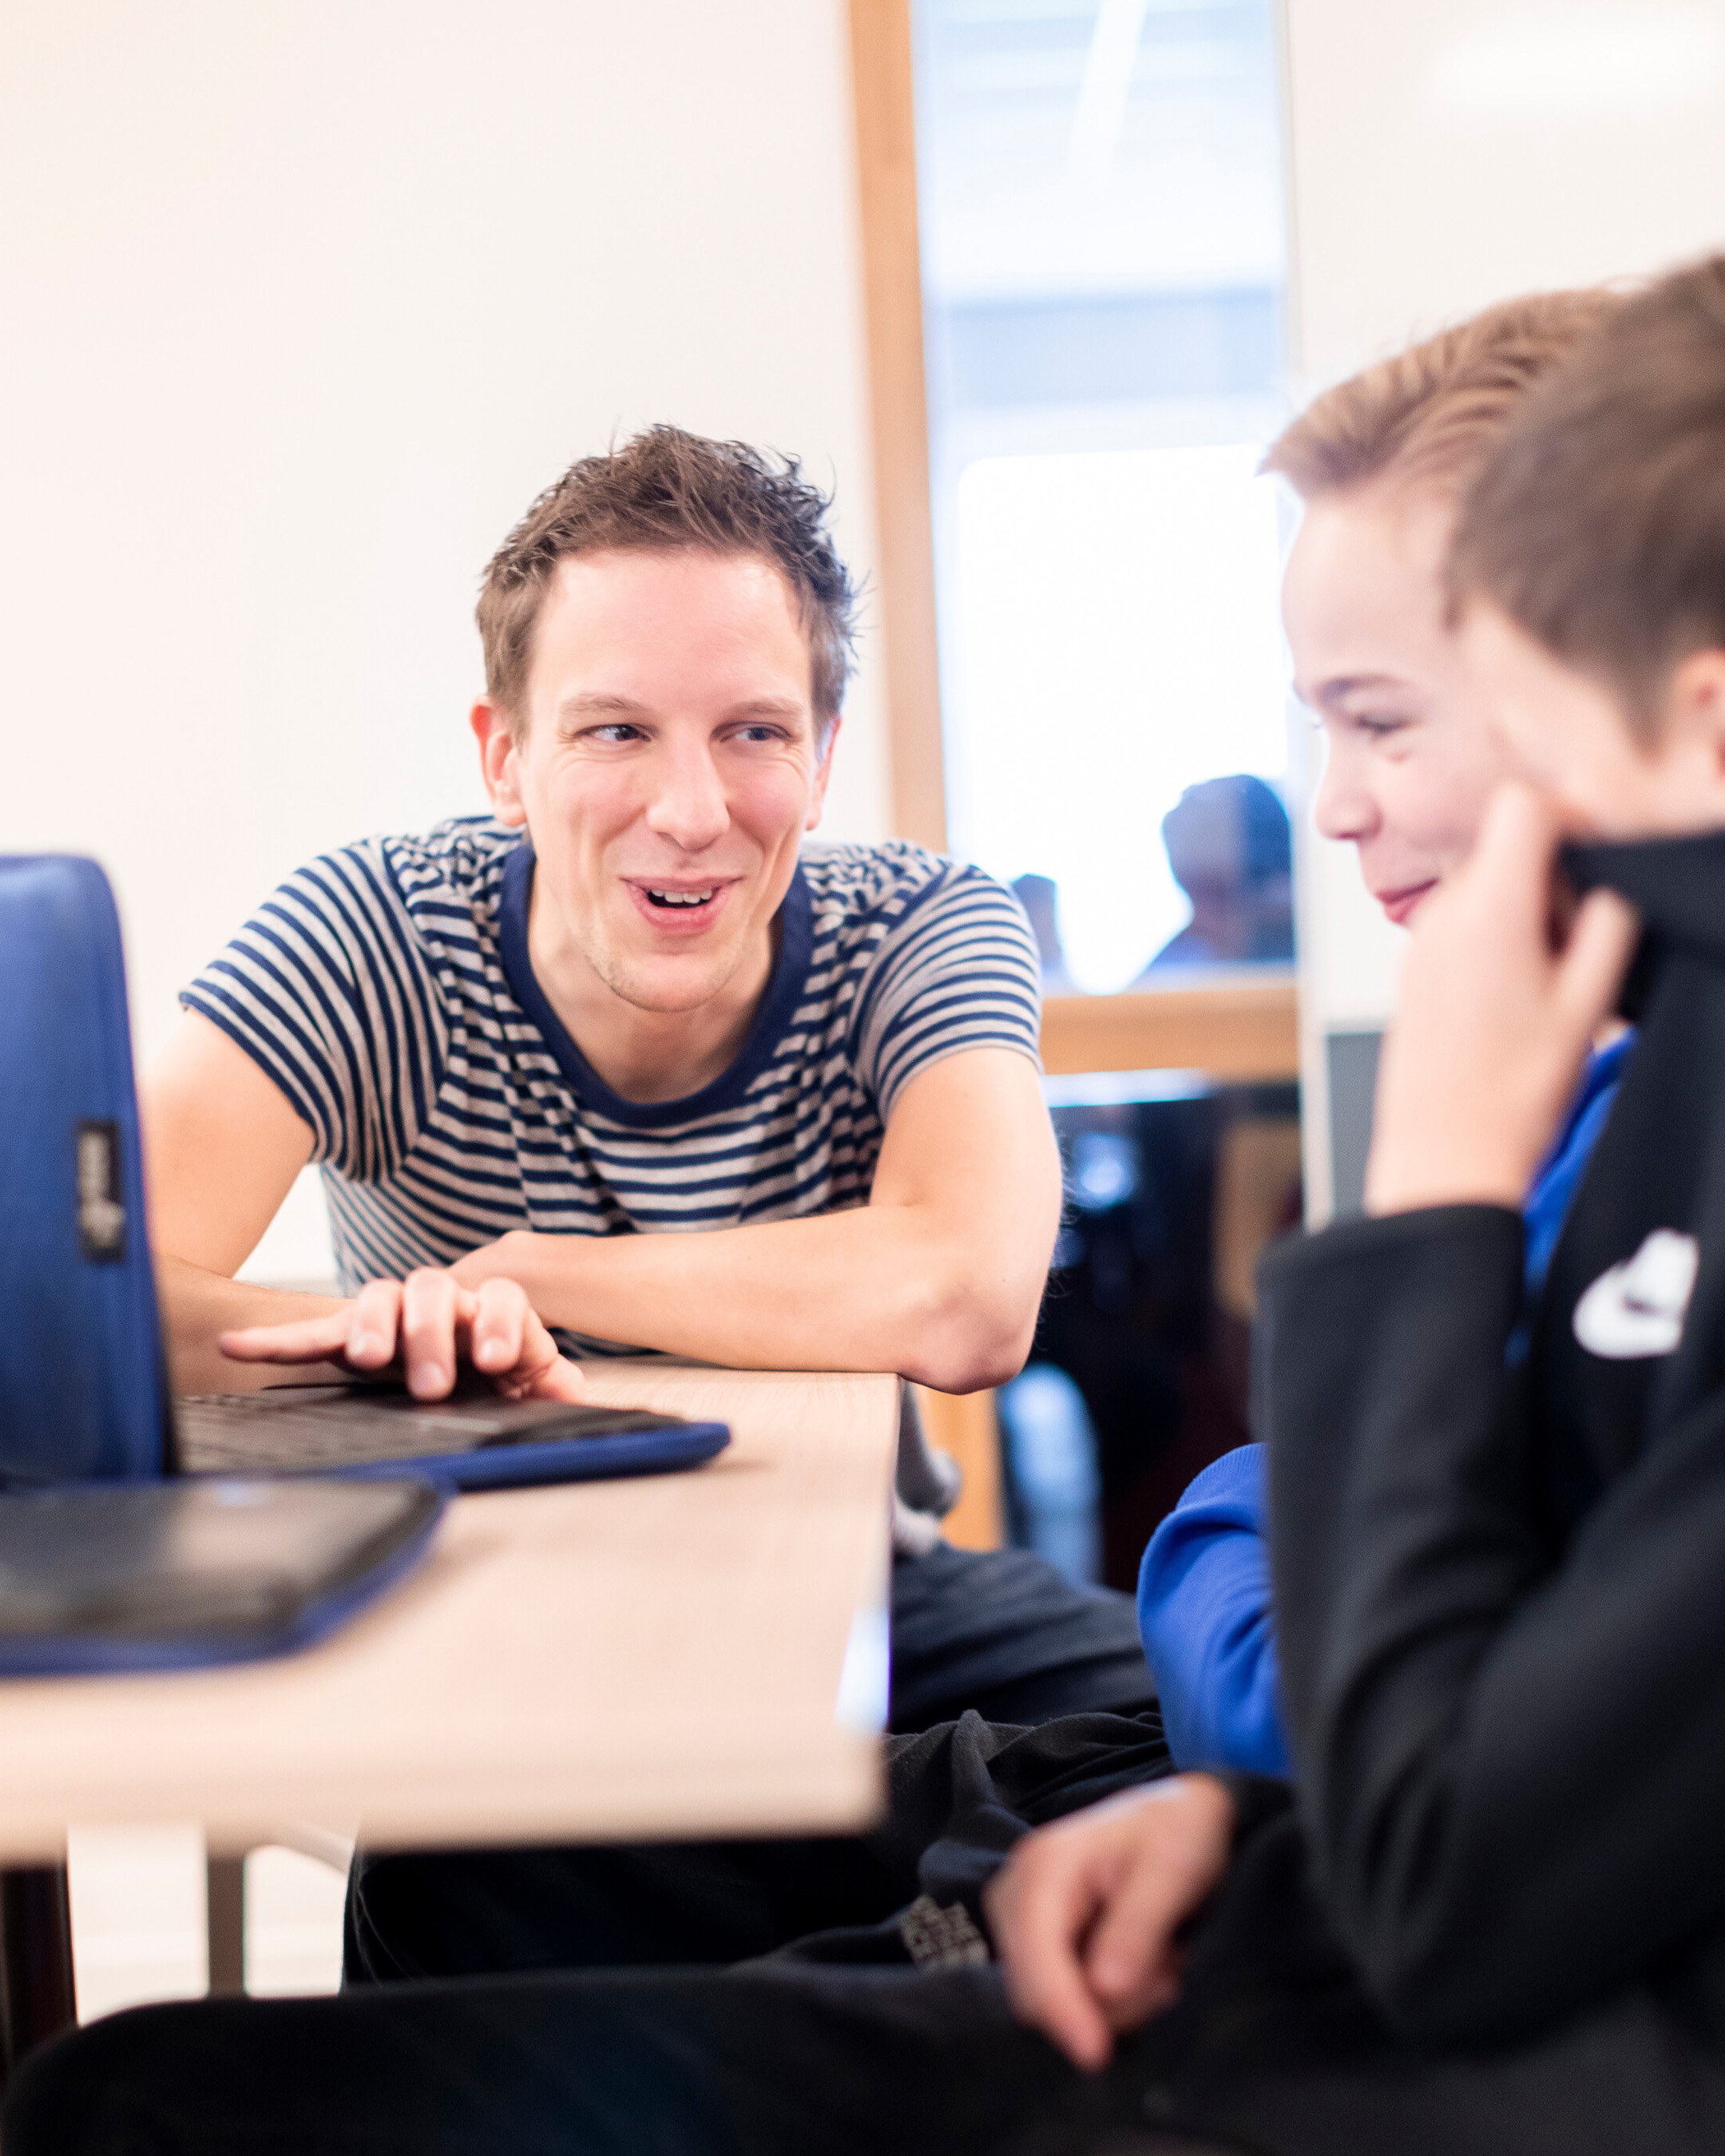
[0,1865,75,2080]
[205,1854,246,1997]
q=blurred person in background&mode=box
[1143,773,1294,971]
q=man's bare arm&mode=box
[446,1047,1062,1391]
[141,1014,340,1390]
[153,1018,1058,1393]
[145,1014,581,1402]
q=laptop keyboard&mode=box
[175,1401,498,1471]
[171,1389,641,1473]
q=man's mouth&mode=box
[625,878,737,933]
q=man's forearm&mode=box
[157,1255,348,1393]
[459,1207,1039,1393]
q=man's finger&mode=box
[986,1843,1116,2072]
[507,1305,587,1402]
[465,1278,585,1402]
[525,1335,587,1403]
[399,1269,460,1399]
[470,1276,529,1375]
[346,1278,405,1373]
[217,1314,355,1364]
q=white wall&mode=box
[0,0,890,1278]
[1282,0,1725,1214]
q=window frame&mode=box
[847,0,1298,1084]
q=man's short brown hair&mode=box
[1263,289,1620,505]
[1449,256,1725,736]
[478,426,858,735]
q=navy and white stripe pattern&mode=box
[184,819,1040,1353]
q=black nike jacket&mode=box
[1255,829,1725,2047]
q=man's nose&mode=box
[644,741,730,852]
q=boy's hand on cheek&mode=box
[1365,783,1639,1218]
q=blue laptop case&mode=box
[0,857,169,1483]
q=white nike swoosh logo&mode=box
[1572,1229,1700,1360]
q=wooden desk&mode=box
[0,1365,898,2063]
[0,1365,897,1857]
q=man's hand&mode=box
[984,1774,1235,2072]
[216,1270,585,1403]
[1366,783,1639,1216]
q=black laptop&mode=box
[172,1371,730,1492]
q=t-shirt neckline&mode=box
[496,842,814,1128]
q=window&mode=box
[913,0,1294,996]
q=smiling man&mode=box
[145,426,1156,1740]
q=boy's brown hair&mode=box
[478,426,858,737]
[1263,288,1620,505]
[1449,255,1725,735]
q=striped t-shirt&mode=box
[184,818,1041,1356]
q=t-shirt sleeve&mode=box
[1136,1443,1288,1778]
[850,862,1043,1120]
[180,841,448,1180]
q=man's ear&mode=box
[804,712,843,833]
[471,701,528,828]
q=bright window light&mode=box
[950,444,1287,994]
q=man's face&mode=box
[1283,482,1508,928]
[1458,601,1725,838]
[485,547,835,1013]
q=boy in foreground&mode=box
[18,259,1725,2150]
[1140,288,1627,1775]
[992,253,1725,2142]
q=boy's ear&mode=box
[471,700,528,828]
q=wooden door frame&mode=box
[848,0,948,856]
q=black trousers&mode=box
[344,1709,1174,1984]
[882,1542,1157,1732]
[13,1778,1724,2156]
[335,1540,1157,1986]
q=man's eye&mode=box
[734,725,785,743]
[1356,715,1410,739]
[589,723,644,743]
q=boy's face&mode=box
[1458,601,1725,838]
[480,547,835,1014]
[1283,482,1509,927]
